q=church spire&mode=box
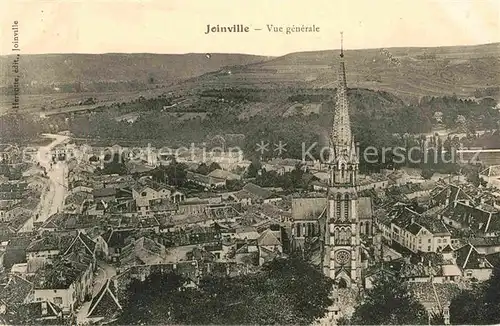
[330,32,353,158]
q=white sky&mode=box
[0,0,499,56]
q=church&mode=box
[290,34,371,290]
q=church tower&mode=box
[323,33,361,288]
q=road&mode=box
[76,261,117,325]
[35,134,70,223]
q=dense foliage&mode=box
[346,273,428,325]
[449,267,500,325]
[116,257,334,325]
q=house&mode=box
[207,169,241,181]
[455,243,493,281]
[0,201,13,221]
[0,273,34,320]
[178,200,209,215]
[234,183,279,205]
[258,229,282,251]
[132,181,182,215]
[431,184,474,207]
[118,237,167,272]
[262,158,308,175]
[0,144,20,164]
[357,174,390,191]
[186,171,226,189]
[229,190,254,206]
[92,188,117,203]
[14,300,63,325]
[26,232,97,267]
[33,254,95,314]
[101,229,136,262]
[439,201,500,237]
[389,206,452,253]
[2,236,31,270]
[5,206,35,223]
[113,262,200,301]
[4,210,33,234]
[86,279,122,319]
[408,282,460,324]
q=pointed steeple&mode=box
[330,32,354,161]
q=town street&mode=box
[36,134,70,223]
[75,261,117,325]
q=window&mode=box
[419,238,422,244]
[437,239,441,243]
[54,297,63,305]
[427,246,431,251]
[428,239,431,243]
[141,191,147,197]
[344,200,349,220]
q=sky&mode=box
[1,0,499,56]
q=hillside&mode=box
[188,43,500,101]
[0,43,498,114]
[0,53,270,89]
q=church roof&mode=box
[329,33,357,164]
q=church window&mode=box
[336,199,341,219]
[296,223,301,237]
[344,198,349,220]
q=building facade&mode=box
[322,39,361,289]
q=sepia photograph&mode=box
[0,0,499,325]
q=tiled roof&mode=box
[92,187,117,198]
[26,234,73,252]
[33,258,89,289]
[406,223,423,235]
[18,300,62,320]
[7,211,32,232]
[441,201,499,233]
[0,273,32,307]
[441,244,454,253]
[207,169,241,180]
[485,252,500,269]
[257,229,281,247]
[87,279,122,318]
[455,243,493,270]
[358,196,373,219]
[242,183,272,200]
[291,197,326,221]
[119,237,166,268]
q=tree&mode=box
[116,257,333,325]
[208,162,221,172]
[450,267,500,324]
[246,160,262,178]
[350,273,428,325]
[98,152,127,175]
[421,168,434,180]
[196,163,210,175]
[449,287,483,324]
